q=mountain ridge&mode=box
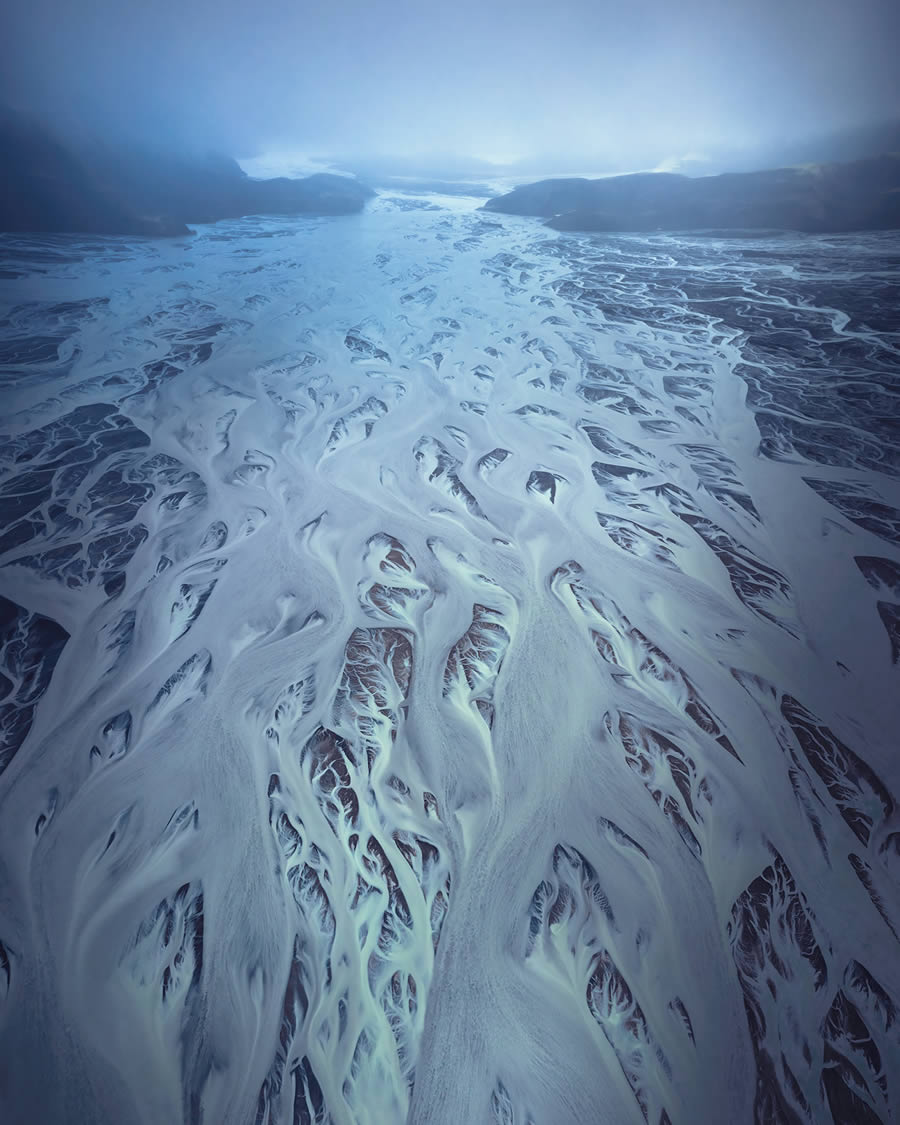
[0,110,374,236]
[482,155,900,233]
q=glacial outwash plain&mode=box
[1,192,899,1125]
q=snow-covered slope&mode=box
[1,200,898,1124]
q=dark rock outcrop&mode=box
[1,110,374,236]
[483,156,900,234]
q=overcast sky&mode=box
[3,0,899,169]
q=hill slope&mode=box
[1,111,374,236]
[483,156,900,233]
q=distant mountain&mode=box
[713,118,900,174]
[482,155,900,234]
[0,110,374,236]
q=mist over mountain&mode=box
[705,117,900,173]
[0,108,373,236]
[4,101,900,238]
[3,0,899,174]
[331,116,900,185]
